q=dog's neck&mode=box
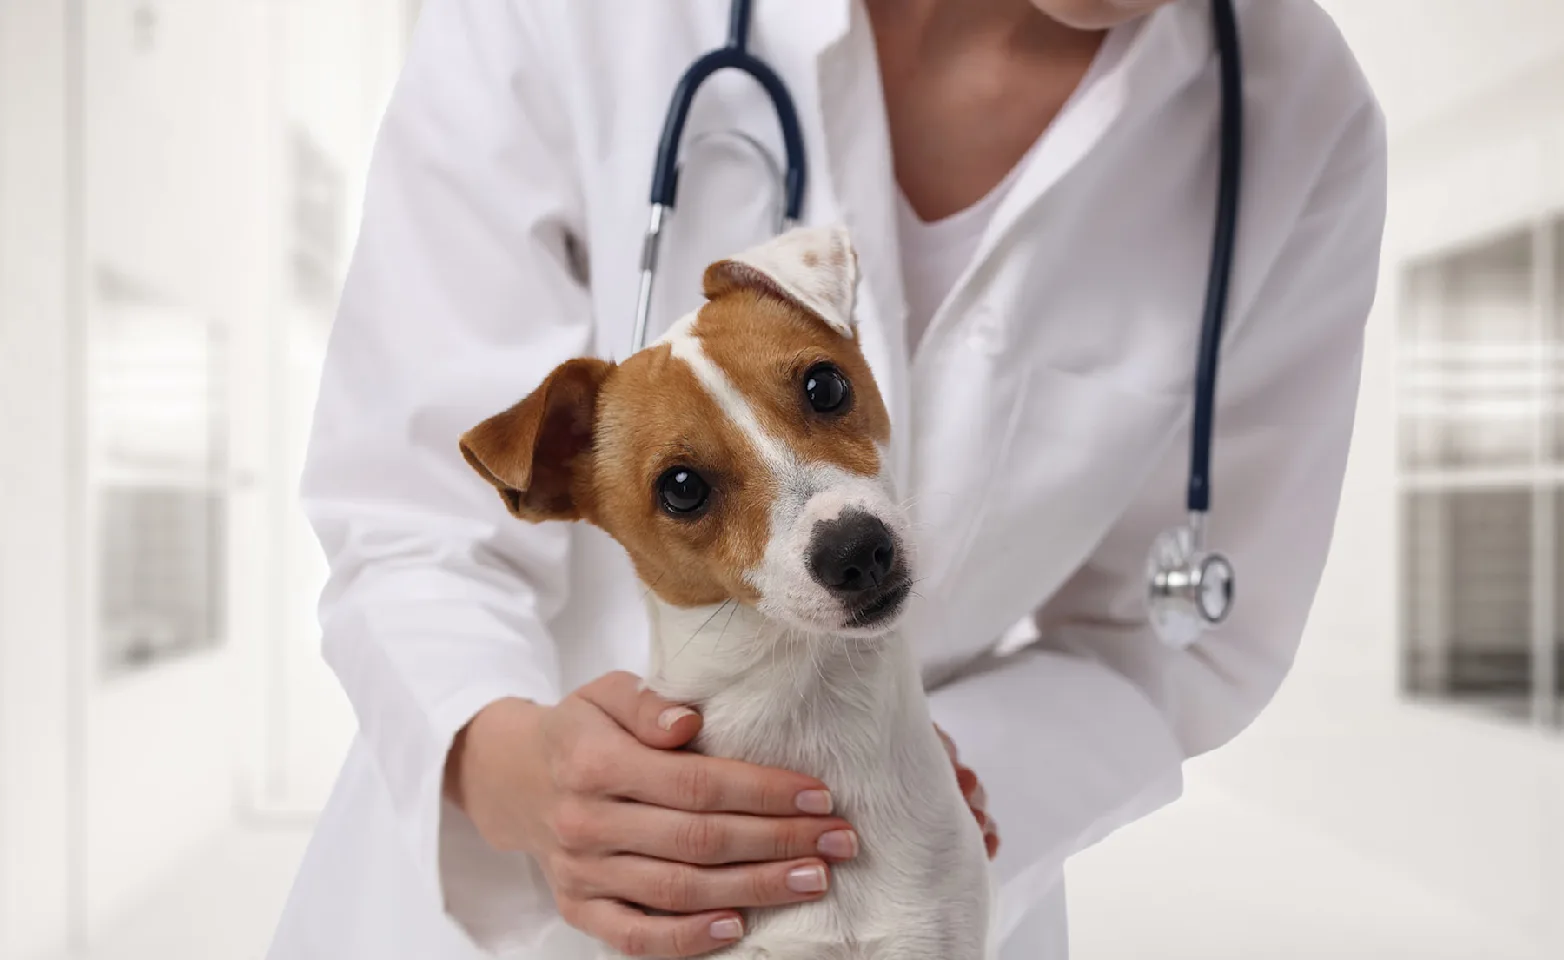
[641,593,929,773]
[643,595,903,701]
[639,593,991,960]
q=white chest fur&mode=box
[637,597,996,960]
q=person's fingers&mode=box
[966,772,987,812]
[563,898,743,958]
[984,817,1001,860]
[955,765,979,800]
[584,855,833,913]
[579,671,701,750]
[594,803,858,865]
[616,749,835,817]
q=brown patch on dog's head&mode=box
[585,347,772,607]
[692,287,889,475]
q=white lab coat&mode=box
[268,0,1387,957]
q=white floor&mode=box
[1065,777,1550,960]
[37,782,1549,960]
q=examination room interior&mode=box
[2,1,1563,958]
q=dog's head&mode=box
[460,225,912,638]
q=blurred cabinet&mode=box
[87,268,230,679]
[1398,217,1564,729]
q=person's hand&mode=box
[445,672,858,958]
[935,724,1000,859]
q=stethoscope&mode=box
[633,0,1242,650]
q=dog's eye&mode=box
[657,467,710,516]
[804,363,851,414]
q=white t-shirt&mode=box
[894,25,1133,355]
[895,151,1033,354]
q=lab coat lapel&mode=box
[896,7,1214,679]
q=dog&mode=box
[459,225,995,960]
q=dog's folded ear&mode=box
[702,223,859,339]
[459,357,612,522]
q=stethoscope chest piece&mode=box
[1146,517,1235,650]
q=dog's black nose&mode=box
[808,510,896,594]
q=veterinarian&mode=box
[269,0,1387,957]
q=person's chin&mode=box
[1029,0,1172,31]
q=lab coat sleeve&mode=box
[927,97,1389,925]
[299,0,590,949]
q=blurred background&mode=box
[1,1,1562,958]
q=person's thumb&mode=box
[581,670,702,750]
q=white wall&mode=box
[1198,3,1564,952]
[243,0,405,819]
[0,6,77,957]
[0,2,405,954]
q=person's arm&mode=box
[928,93,1388,929]
[299,0,590,944]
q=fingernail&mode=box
[658,706,696,731]
[795,790,833,815]
[710,917,743,941]
[817,829,858,859]
[787,864,829,894]
[956,767,978,794]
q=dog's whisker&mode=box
[666,599,734,668]
[714,599,740,655]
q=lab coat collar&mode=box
[985,0,1220,240]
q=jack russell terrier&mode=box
[459,225,995,960]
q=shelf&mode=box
[1398,467,1564,491]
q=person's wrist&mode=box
[444,697,545,819]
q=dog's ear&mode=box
[459,357,612,522]
[702,223,859,338]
